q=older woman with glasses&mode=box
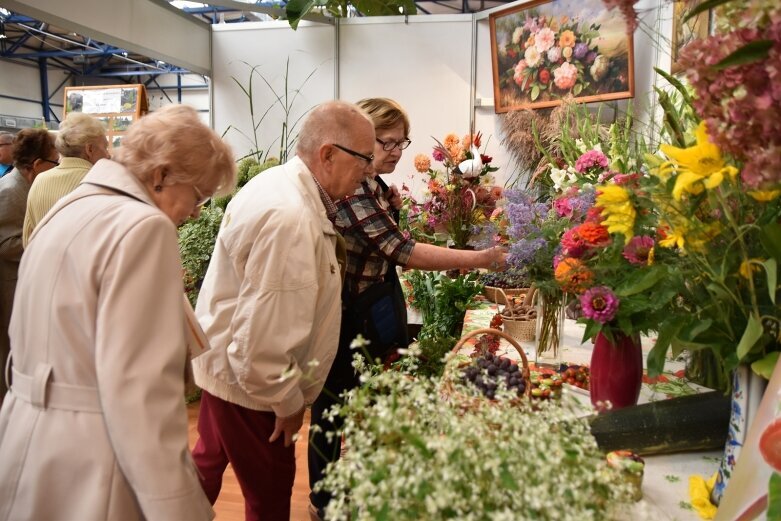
[0,128,57,402]
[23,111,111,246]
[0,104,236,521]
[307,97,507,520]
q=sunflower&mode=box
[659,122,739,200]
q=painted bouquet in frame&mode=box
[490,0,634,113]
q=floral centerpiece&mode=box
[401,132,500,249]
[317,351,635,520]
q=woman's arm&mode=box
[404,242,507,271]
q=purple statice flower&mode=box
[568,190,596,220]
[580,286,620,324]
[573,42,589,60]
[622,235,654,265]
[575,150,609,174]
[508,237,547,269]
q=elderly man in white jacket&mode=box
[191,100,375,521]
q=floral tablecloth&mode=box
[458,299,721,521]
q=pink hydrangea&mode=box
[580,286,620,324]
[680,15,781,188]
[575,150,609,174]
[553,62,578,90]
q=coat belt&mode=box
[11,364,102,413]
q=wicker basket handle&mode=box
[452,327,531,381]
[497,288,521,318]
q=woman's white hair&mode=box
[56,112,107,157]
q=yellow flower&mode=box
[748,189,781,201]
[739,259,764,279]
[659,227,686,250]
[647,247,655,266]
[688,473,717,520]
[659,122,739,200]
[596,184,635,242]
[559,30,576,48]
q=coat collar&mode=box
[286,156,336,236]
[80,159,156,206]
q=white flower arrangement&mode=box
[316,355,634,520]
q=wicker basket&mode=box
[498,288,537,342]
[482,286,530,305]
[444,328,532,405]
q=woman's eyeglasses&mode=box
[40,158,59,167]
[376,138,411,151]
[333,144,374,165]
[193,185,211,207]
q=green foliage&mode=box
[224,58,319,164]
[406,270,483,341]
[179,205,224,307]
[285,0,417,30]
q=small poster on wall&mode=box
[82,88,122,114]
[489,0,634,113]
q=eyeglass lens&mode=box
[376,138,411,151]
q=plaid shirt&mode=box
[334,177,415,297]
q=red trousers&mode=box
[192,390,295,521]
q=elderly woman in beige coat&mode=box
[0,105,236,521]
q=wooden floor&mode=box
[186,401,314,521]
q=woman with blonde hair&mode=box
[0,104,236,521]
[23,111,111,245]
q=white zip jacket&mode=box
[192,157,341,418]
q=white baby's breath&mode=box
[316,356,634,520]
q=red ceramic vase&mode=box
[590,331,643,411]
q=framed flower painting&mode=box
[489,0,634,113]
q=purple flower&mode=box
[622,236,654,265]
[574,43,589,60]
[580,286,620,324]
[586,51,597,64]
[432,149,445,162]
[575,150,609,174]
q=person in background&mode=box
[190,100,374,521]
[0,132,14,177]
[307,97,508,520]
[23,112,111,246]
[0,104,236,521]
[0,128,57,403]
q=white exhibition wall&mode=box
[212,0,671,199]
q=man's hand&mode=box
[485,246,509,271]
[385,184,403,211]
[269,406,305,447]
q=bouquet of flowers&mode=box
[401,132,500,249]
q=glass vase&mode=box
[589,331,643,412]
[534,291,565,368]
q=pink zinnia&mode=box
[580,286,620,324]
[622,236,655,265]
[575,149,609,174]
[561,227,588,258]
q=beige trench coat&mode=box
[0,160,213,521]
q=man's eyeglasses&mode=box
[40,158,59,167]
[193,185,211,207]
[376,138,411,151]
[333,144,374,165]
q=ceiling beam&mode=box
[2,0,211,75]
